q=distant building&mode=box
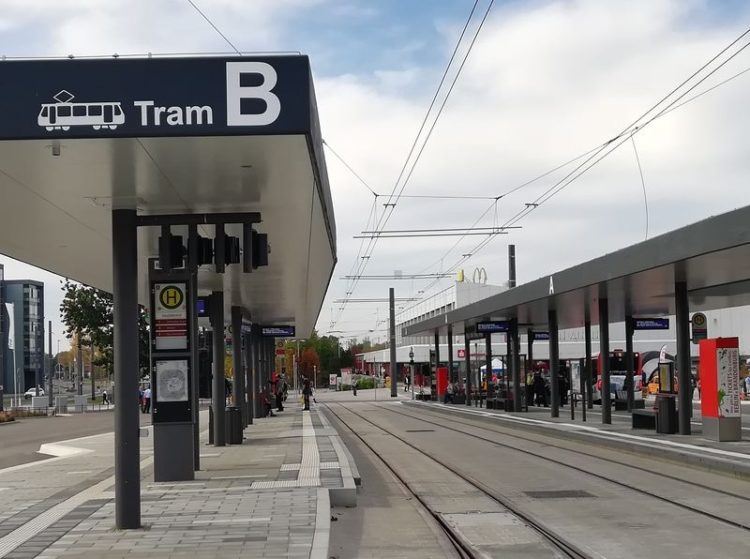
[0,272,45,394]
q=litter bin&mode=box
[656,394,677,434]
[226,406,243,444]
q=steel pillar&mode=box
[47,320,53,407]
[508,244,516,288]
[210,291,226,446]
[584,318,593,409]
[464,331,471,406]
[484,333,492,405]
[434,330,440,366]
[511,319,521,411]
[244,331,254,425]
[389,288,397,397]
[599,298,611,424]
[77,340,83,396]
[527,329,534,372]
[447,325,454,383]
[675,281,692,435]
[625,316,634,413]
[231,307,245,427]
[112,209,140,529]
[188,271,200,471]
[548,309,559,418]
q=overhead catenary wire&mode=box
[185,0,242,55]
[395,26,750,316]
[330,0,493,330]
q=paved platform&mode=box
[0,400,354,559]
[406,398,750,479]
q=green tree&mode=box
[60,280,150,377]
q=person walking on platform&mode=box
[445,381,455,404]
[102,389,109,406]
[302,378,312,411]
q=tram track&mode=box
[324,402,595,559]
[375,403,750,532]
[386,403,750,502]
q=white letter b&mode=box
[226,62,281,126]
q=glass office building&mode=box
[0,271,45,395]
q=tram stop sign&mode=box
[691,312,708,344]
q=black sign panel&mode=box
[0,56,311,140]
[633,318,670,330]
[261,325,296,337]
[476,321,509,333]
[533,331,550,341]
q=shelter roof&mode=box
[404,205,750,336]
[0,55,336,334]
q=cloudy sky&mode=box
[2,0,750,348]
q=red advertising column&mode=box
[436,367,449,399]
[699,337,742,441]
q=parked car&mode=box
[23,387,45,399]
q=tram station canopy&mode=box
[404,205,750,336]
[0,55,336,334]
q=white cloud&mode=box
[316,0,750,339]
[1,0,749,344]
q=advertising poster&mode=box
[156,359,189,402]
[329,374,337,388]
[717,348,741,418]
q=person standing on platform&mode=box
[142,386,151,413]
[533,371,547,407]
[526,369,535,407]
[276,378,284,412]
[102,389,109,406]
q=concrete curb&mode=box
[318,408,358,507]
[403,401,750,480]
[318,407,361,485]
[310,487,331,559]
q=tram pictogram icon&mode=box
[38,90,125,131]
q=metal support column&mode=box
[625,316,634,413]
[47,320,53,407]
[527,329,534,372]
[210,291,226,446]
[484,333,492,405]
[231,307,245,427]
[599,298,611,424]
[511,319,521,411]
[464,331,471,406]
[447,325,454,383]
[244,331,254,425]
[77,340,83,396]
[675,281,692,435]
[112,209,140,529]
[585,318,593,409]
[548,309,559,418]
[389,288,397,398]
[188,273,200,471]
[253,329,262,419]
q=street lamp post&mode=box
[409,347,415,401]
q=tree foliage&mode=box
[60,280,150,377]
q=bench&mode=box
[632,409,657,429]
